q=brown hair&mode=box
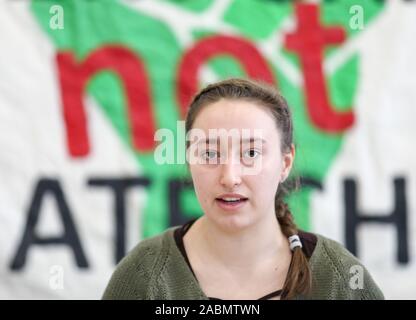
[184,78,311,299]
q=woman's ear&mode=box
[281,144,295,182]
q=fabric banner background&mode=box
[0,0,415,299]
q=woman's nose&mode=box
[219,159,242,188]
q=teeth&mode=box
[219,197,247,202]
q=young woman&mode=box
[103,78,384,300]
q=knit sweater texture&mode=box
[102,226,384,300]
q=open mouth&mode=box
[216,198,248,203]
[215,198,248,209]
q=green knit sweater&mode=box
[102,226,384,300]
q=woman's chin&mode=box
[209,214,255,233]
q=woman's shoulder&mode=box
[304,232,385,300]
[117,226,175,270]
[102,227,176,299]
[127,227,175,259]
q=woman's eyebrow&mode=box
[241,138,267,144]
[196,138,220,146]
[197,137,266,144]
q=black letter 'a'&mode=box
[10,178,88,270]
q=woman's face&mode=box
[188,98,294,232]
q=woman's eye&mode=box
[243,149,260,159]
[201,150,218,160]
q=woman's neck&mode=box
[187,214,291,272]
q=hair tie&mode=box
[288,234,303,251]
